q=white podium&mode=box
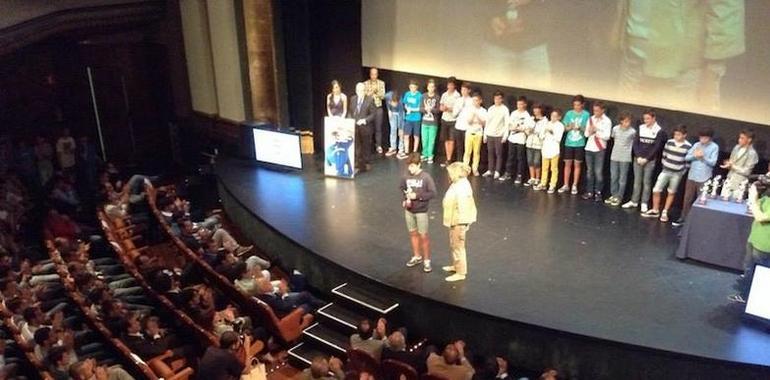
[323,116,356,178]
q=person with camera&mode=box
[198,331,254,380]
[729,179,770,303]
[400,153,437,273]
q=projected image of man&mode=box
[614,0,745,111]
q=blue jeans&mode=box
[389,112,404,152]
[740,242,770,298]
[610,161,631,200]
[631,159,657,204]
[584,150,606,194]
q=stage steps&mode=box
[302,322,349,354]
[288,282,401,368]
[317,302,365,332]
[331,282,399,314]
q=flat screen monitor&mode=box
[251,127,303,170]
[746,264,770,322]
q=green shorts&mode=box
[405,210,429,234]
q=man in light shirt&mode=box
[482,91,510,179]
[501,96,533,184]
[451,82,475,165]
[582,101,612,202]
[439,77,462,167]
[462,93,487,176]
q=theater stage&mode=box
[214,156,770,376]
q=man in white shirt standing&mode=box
[451,82,475,165]
[582,101,612,201]
[462,93,487,176]
[501,96,533,184]
[483,91,510,179]
[439,77,462,167]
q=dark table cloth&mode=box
[676,199,752,271]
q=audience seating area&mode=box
[0,141,558,380]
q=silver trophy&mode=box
[709,175,722,199]
[735,180,749,203]
[697,179,712,205]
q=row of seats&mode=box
[144,183,316,343]
[44,240,195,380]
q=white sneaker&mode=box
[571,185,579,195]
[423,261,432,273]
[621,201,638,209]
[641,203,649,213]
[641,209,660,218]
[557,185,570,193]
[442,265,456,273]
[445,273,466,282]
[493,172,501,180]
[406,256,423,267]
[547,186,556,194]
[482,171,493,177]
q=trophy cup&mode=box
[709,175,722,199]
[735,180,749,203]
[697,179,712,205]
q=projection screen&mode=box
[362,0,770,125]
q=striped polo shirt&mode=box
[661,139,692,172]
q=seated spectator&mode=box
[179,287,216,329]
[350,318,387,361]
[44,209,81,240]
[197,331,252,379]
[33,326,56,361]
[50,178,80,213]
[233,261,271,297]
[0,337,19,380]
[69,358,135,380]
[426,341,475,380]
[382,331,427,374]
[301,356,345,380]
[254,277,324,317]
[45,345,72,380]
[121,312,172,359]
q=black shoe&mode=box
[671,218,685,227]
[594,192,603,202]
[581,192,594,200]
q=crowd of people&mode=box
[329,70,766,228]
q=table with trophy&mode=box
[675,175,755,271]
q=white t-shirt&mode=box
[527,116,548,149]
[484,104,510,137]
[508,109,533,144]
[539,121,565,159]
[465,106,487,134]
[452,96,475,131]
[440,90,462,122]
[584,114,612,152]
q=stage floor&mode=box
[215,157,770,368]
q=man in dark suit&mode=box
[255,278,324,317]
[348,82,377,172]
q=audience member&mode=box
[426,341,475,380]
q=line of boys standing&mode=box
[382,76,760,226]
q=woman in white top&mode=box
[326,80,348,117]
[442,162,477,282]
[534,109,565,193]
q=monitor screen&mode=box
[252,128,303,170]
[746,264,770,321]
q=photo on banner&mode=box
[324,116,356,178]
